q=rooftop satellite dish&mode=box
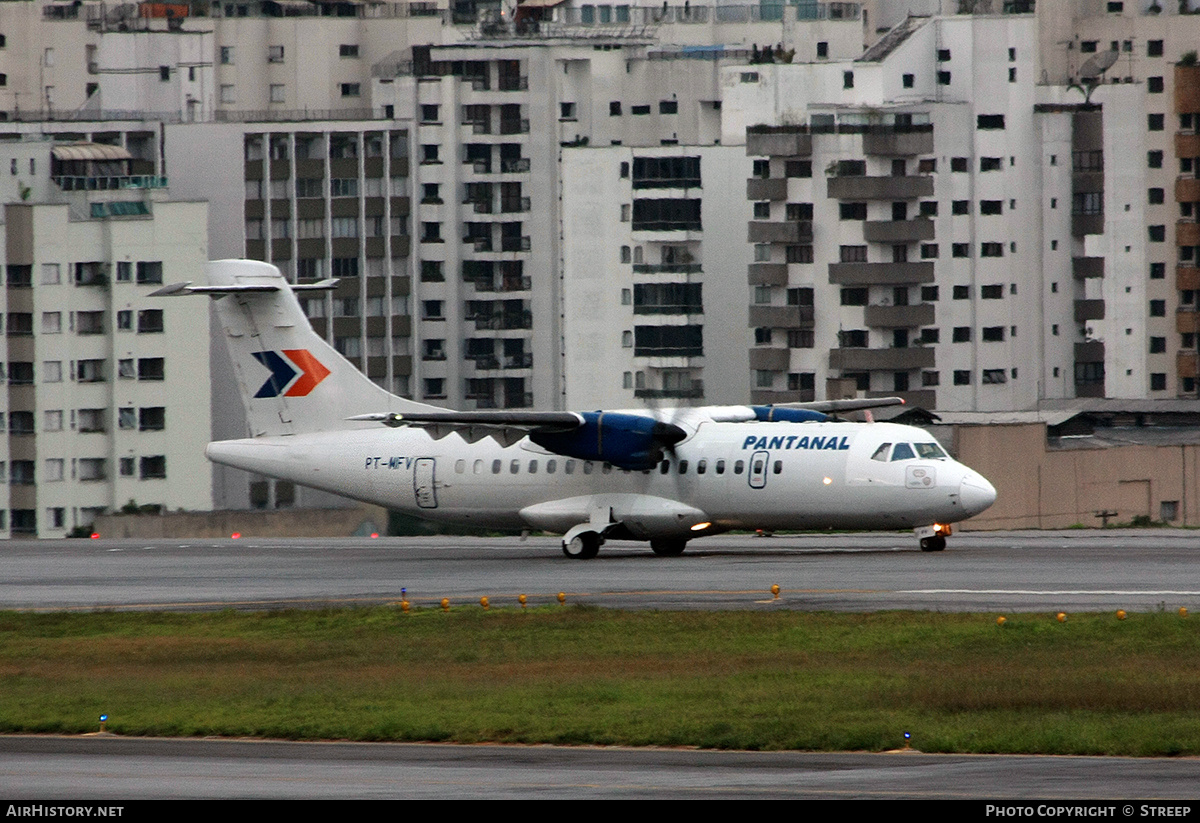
[1079,50,1119,80]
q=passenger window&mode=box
[602,463,613,474]
[565,460,575,474]
[528,460,538,474]
[697,459,707,475]
[474,459,484,474]
[492,459,502,474]
[583,461,594,474]
[716,459,725,474]
[773,460,783,474]
[734,460,745,474]
[510,459,521,474]
[752,460,764,474]
[660,460,670,474]
[678,460,689,474]
[891,443,916,461]
[871,443,892,461]
[455,459,466,473]
[547,459,557,474]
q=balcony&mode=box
[500,197,531,213]
[1176,177,1200,203]
[636,382,704,400]
[1178,350,1198,381]
[1176,132,1200,158]
[749,347,789,371]
[500,235,531,252]
[828,261,934,285]
[1073,257,1104,280]
[748,305,814,327]
[1177,308,1200,334]
[1178,221,1200,246]
[862,219,934,243]
[745,128,812,157]
[827,175,933,200]
[748,263,788,286]
[863,303,935,327]
[503,352,533,369]
[1071,212,1104,236]
[862,130,934,156]
[829,347,934,370]
[748,220,812,244]
[500,158,531,174]
[633,263,702,274]
[746,178,787,200]
[1176,65,1200,114]
[499,118,530,135]
[1074,299,1106,322]
[1179,266,1200,291]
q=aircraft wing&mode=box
[773,397,906,414]
[347,411,585,447]
[349,410,687,468]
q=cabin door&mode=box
[413,458,438,509]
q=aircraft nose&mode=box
[959,473,997,517]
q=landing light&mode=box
[690,522,711,532]
[822,477,832,485]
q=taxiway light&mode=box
[440,598,450,612]
[997,616,1006,626]
[1117,610,1127,620]
[480,596,489,610]
[1181,607,1189,618]
[518,594,527,609]
[1056,612,1067,623]
[557,592,566,605]
[771,584,780,600]
[400,600,410,613]
[99,714,108,733]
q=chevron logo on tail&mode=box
[252,349,332,398]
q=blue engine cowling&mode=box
[530,412,686,471]
[751,406,827,423]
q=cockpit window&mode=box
[871,443,892,462]
[890,443,916,461]
[914,442,948,459]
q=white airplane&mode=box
[156,260,996,558]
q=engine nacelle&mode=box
[751,406,827,423]
[530,412,685,471]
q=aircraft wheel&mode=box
[562,532,601,560]
[920,536,946,552]
[649,538,687,557]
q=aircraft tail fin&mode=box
[164,259,436,437]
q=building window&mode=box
[977,114,1005,130]
[952,243,970,258]
[136,261,163,284]
[220,46,234,64]
[139,456,166,480]
[839,202,867,220]
[952,200,969,215]
[953,370,971,385]
[981,243,1004,258]
[659,100,678,115]
[339,44,359,58]
[1148,76,1164,94]
[269,84,285,104]
[843,71,854,89]
[1148,40,1164,57]
[785,160,812,178]
[1149,225,1166,242]
[1151,373,1167,391]
[952,327,971,342]
[138,358,164,381]
[980,201,1003,215]
[220,85,235,104]
[268,45,284,63]
[902,74,914,88]
[1150,300,1166,317]
[982,326,1005,342]
[982,369,1007,384]
[839,245,867,263]
[937,71,951,85]
[951,157,967,172]
[341,83,361,98]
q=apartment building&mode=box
[0,137,210,536]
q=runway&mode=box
[1,529,1198,614]
[3,529,1199,799]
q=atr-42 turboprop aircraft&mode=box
[156,260,996,558]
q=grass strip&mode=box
[1,607,1198,755]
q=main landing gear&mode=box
[649,537,688,557]
[562,532,601,559]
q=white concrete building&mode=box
[0,137,211,536]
